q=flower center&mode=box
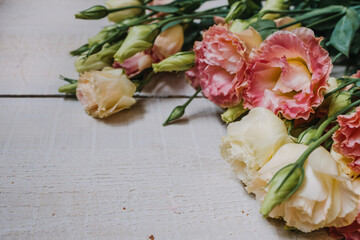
[272,58,312,97]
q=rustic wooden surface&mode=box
[0,0,341,239]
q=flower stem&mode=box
[324,77,360,98]
[313,98,360,140]
[297,125,340,165]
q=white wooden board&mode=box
[0,98,331,239]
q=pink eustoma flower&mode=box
[328,212,360,240]
[333,107,360,173]
[186,25,261,108]
[242,27,332,119]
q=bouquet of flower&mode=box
[59,0,360,238]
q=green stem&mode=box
[279,9,345,30]
[305,12,345,28]
[59,75,78,84]
[258,9,309,19]
[107,5,170,13]
[157,10,228,29]
[297,125,340,165]
[183,88,201,107]
[332,52,343,64]
[324,77,360,98]
[314,98,360,139]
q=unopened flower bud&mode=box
[75,54,110,73]
[152,52,195,73]
[58,83,78,94]
[163,105,185,126]
[230,18,256,32]
[106,0,144,23]
[297,128,317,145]
[261,0,289,20]
[152,25,184,61]
[114,24,160,63]
[225,0,259,23]
[75,5,109,20]
[226,2,246,23]
[260,164,303,217]
[221,104,247,124]
[328,92,352,117]
[74,42,122,73]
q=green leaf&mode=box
[161,19,183,32]
[147,5,179,13]
[250,19,277,39]
[330,8,360,57]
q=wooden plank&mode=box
[0,98,330,239]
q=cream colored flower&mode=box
[331,149,360,179]
[247,143,360,232]
[76,67,136,118]
[220,107,292,185]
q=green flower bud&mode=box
[225,0,259,23]
[163,105,185,126]
[96,41,123,61]
[114,24,159,63]
[88,30,109,47]
[75,41,123,73]
[328,92,352,117]
[226,2,246,22]
[260,164,304,217]
[221,104,247,124]
[58,83,78,94]
[230,17,257,32]
[297,128,317,145]
[75,54,110,73]
[152,52,195,73]
[106,0,144,23]
[75,5,109,20]
[261,0,289,20]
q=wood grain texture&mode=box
[0,98,331,239]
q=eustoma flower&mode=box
[247,143,360,232]
[76,67,136,118]
[332,107,360,174]
[116,25,184,77]
[220,108,292,185]
[242,27,332,120]
[186,25,262,108]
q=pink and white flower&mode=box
[242,27,332,120]
[186,25,261,108]
[333,107,360,173]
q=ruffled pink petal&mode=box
[191,25,248,108]
[352,70,360,78]
[328,212,360,240]
[115,51,152,78]
[333,107,360,172]
[242,27,331,119]
[185,65,200,89]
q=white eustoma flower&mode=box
[76,67,136,118]
[247,143,360,232]
[220,107,292,185]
